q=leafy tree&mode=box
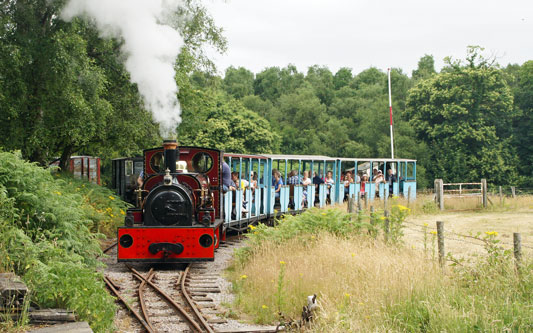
[254,67,282,102]
[412,54,437,81]
[509,61,533,185]
[223,66,254,98]
[406,48,517,184]
[305,65,335,106]
[333,67,353,90]
[178,90,279,154]
[279,64,305,95]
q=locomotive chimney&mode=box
[163,139,178,173]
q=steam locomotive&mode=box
[116,140,226,263]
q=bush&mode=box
[0,151,117,332]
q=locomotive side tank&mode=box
[117,140,226,263]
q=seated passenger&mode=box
[273,170,283,199]
[287,170,300,185]
[312,172,324,185]
[386,169,397,197]
[300,171,311,207]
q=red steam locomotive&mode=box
[117,140,226,263]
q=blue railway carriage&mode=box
[221,154,416,230]
[336,158,417,202]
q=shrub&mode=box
[0,151,116,332]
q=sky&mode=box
[205,0,533,76]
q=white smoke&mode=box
[62,0,185,137]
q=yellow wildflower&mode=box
[311,235,316,239]
[344,293,351,298]
[485,231,498,236]
[351,253,355,257]
[120,209,126,216]
[358,302,364,306]
[321,212,326,216]
[240,275,247,279]
[430,231,437,235]
[249,224,256,230]
[279,261,286,265]
[55,191,62,196]
[423,223,428,227]
[108,195,115,200]
[253,231,258,235]
[262,305,268,309]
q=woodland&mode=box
[1,1,532,188]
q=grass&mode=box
[382,193,533,215]
[228,208,533,332]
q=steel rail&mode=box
[180,265,215,333]
[103,241,118,254]
[128,265,204,333]
[103,275,154,333]
[138,268,156,332]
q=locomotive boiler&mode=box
[117,140,226,263]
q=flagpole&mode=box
[388,68,394,159]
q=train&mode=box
[112,140,417,263]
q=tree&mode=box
[254,67,282,102]
[0,0,227,170]
[223,66,254,99]
[412,54,437,81]
[406,48,517,184]
[305,65,335,106]
[333,67,353,90]
[508,61,533,185]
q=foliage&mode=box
[0,151,120,332]
[406,47,518,185]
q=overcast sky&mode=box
[205,0,532,76]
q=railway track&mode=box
[103,236,280,333]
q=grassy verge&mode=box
[0,151,127,332]
[228,208,533,332]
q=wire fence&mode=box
[402,220,533,250]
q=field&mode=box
[226,196,533,332]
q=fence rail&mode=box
[435,179,487,210]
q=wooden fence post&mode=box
[384,192,388,211]
[347,196,353,213]
[436,221,445,269]
[499,186,503,204]
[511,186,516,199]
[481,179,487,208]
[364,192,368,210]
[407,187,412,208]
[437,179,444,211]
[514,233,522,271]
[357,193,362,212]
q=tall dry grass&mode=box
[228,232,532,332]
[370,193,533,216]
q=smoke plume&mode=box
[62,0,184,137]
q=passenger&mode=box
[360,174,368,198]
[288,170,300,185]
[312,172,324,185]
[222,161,236,192]
[386,169,397,197]
[273,170,283,199]
[325,171,334,204]
[355,171,361,183]
[344,171,353,200]
[232,171,249,214]
[232,172,249,190]
[301,171,312,207]
[250,171,258,189]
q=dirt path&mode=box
[403,209,533,258]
